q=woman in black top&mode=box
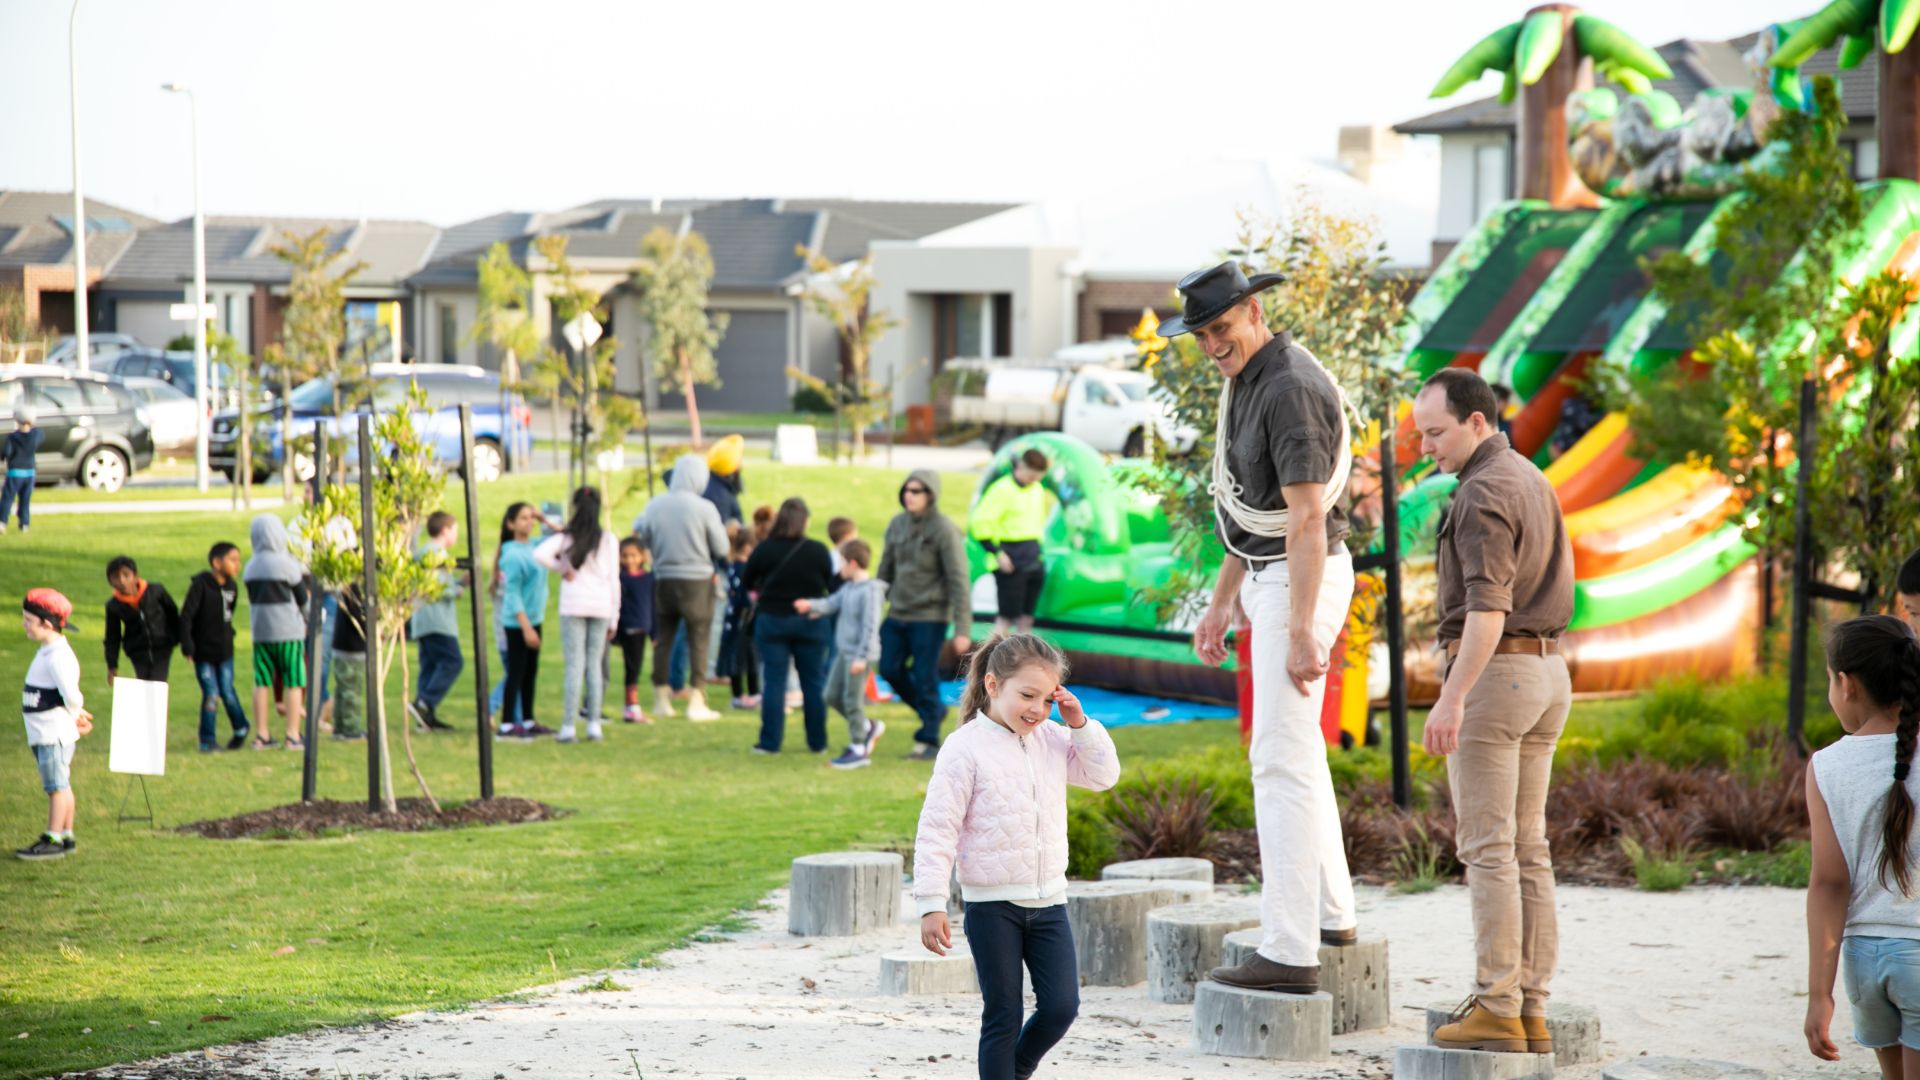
[743,497,835,753]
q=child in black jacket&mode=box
[104,554,179,683]
[180,542,250,751]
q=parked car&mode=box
[43,333,145,368]
[99,348,244,409]
[209,363,529,483]
[946,344,1197,456]
[0,364,155,492]
[119,375,199,453]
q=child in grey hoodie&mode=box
[243,513,313,749]
[796,539,889,770]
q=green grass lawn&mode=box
[0,457,1231,1078]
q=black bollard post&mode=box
[458,405,495,799]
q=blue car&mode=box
[210,363,530,483]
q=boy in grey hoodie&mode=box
[632,454,729,720]
[243,513,313,749]
[876,468,973,758]
[797,539,889,769]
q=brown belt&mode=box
[1444,636,1560,660]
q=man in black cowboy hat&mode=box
[1173,261,1359,995]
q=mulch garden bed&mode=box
[178,796,562,839]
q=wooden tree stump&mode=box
[1221,929,1390,1034]
[1396,1046,1556,1080]
[1145,899,1260,1004]
[787,852,901,937]
[878,950,978,995]
[1101,857,1216,884]
[1191,982,1332,1061]
[1065,879,1213,986]
[1426,1002,1601,1066]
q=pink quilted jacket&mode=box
[912,711,1122,916]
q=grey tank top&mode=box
[1813,732,1920,939]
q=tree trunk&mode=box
[1516,4,1598,208]
[395,630,440,813]
[681,352,703,449]
[280,369,294,501]
[1881,44,1920,181]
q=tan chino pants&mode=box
[1445,651,1572,1018]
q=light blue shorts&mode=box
[1845,935,1920,1049]
[31,741,75,794]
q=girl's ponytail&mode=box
[1829,615,1920,895]
[955,632,1069,725]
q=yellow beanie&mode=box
[707,433,745,476]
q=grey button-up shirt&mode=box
[1215,332,1350,561]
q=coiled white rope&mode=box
[1208,346,1360,563]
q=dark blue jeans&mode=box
[965,901,1079,1080]
[194,658,249,749]
[668,625,688,690]
[415,633,463,708]
[0,474,32,528]
[753,612,830,752]
[880,618,949,746]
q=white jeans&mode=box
[1240,548,1357,967]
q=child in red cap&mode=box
[19,588,92,860]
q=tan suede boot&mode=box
[1432,997,1527,1053]
[1522,1014,1551,1055]
[653,686,677,719]
[685,688,721,722]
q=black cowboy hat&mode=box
[1158,261,1285,337]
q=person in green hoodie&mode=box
[876,469,973,759]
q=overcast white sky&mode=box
[1,0,1813,226]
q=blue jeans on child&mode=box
[879,618,950,747]
[194,659,250,749]
[965,901,1079,1080]
[1845,935,1920,1049]
[415,633,463,708]
[752,613,830,752]
[0,473,33,528]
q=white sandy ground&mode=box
[77,884,1884,1080]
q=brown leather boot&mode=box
[1206,954,1318,994]
[1321,926,1357,947]
[1522,1014,1551,1055]
[1432,997,1527,1053]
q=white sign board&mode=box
[772,424,819,465]
[109,678,169,776]
[562,312,603,352]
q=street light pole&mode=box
[164,82,209,492]
[68,0,90,372]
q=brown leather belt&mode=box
[1444,636,1560,660]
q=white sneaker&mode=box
[555,722,577,744]
[685,689,721,722]
[586,720,605,742]
[864,719,886,757]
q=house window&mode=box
[439,302,458,365]
[1842,137,1880,181]
[932,293,1014,368]
[1472,141,1511,223]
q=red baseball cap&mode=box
[23,588,74,632]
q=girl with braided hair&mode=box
[1806,615,1920,1073]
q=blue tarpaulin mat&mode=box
[906,680,1236,728]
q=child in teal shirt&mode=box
[495,502,550,738]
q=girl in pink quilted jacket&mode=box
[912,633,1121,1080]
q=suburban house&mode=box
[409,197,1014,413]
[0,191,155,333]
[867,141,1436,408]
[1395,31,1878,268]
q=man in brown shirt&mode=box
[1414,368,1575,1055]
[1170,262,1360,996]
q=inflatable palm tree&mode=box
[1768,0,1920,179]
[1430,4,1672,206]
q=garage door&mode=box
[658,309,789,413]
